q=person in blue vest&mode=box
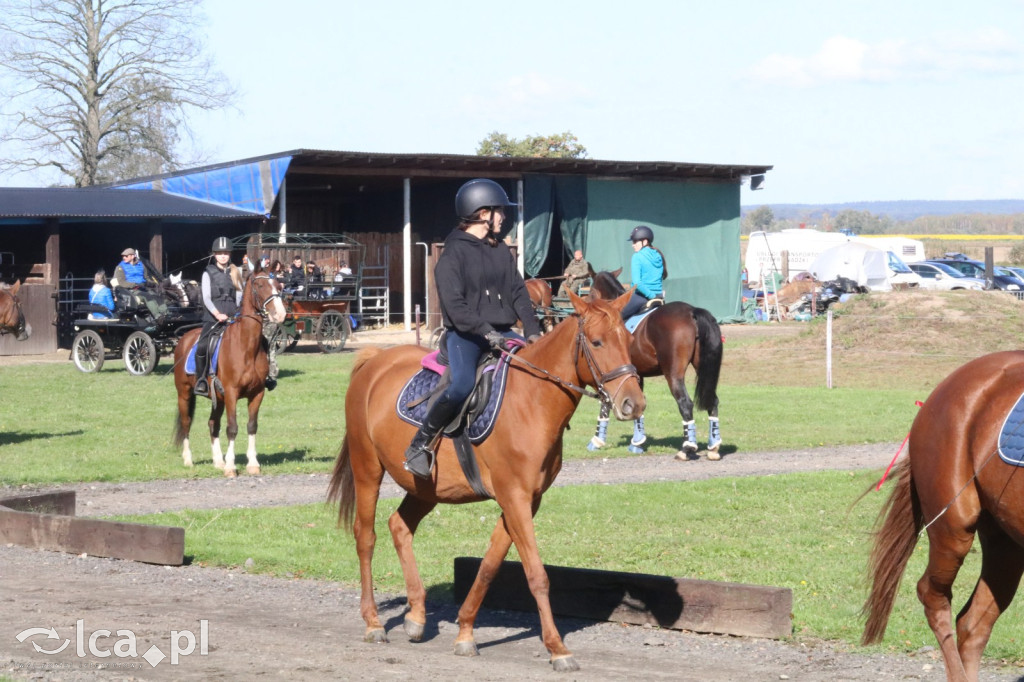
[620,225,668,320]
[112,247,166,324]
[403,178,541,480]
[193,237,242,397]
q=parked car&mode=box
[926,257,1022,291]
[909,262,986,291]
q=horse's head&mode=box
[587,269,627,302]
[246,266,286,324]
[169,272,182,286]
[0,280,31,341]
[565,288,644,421]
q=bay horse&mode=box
[525,277,554,332]
[0,280,32,341]
[863,351,1024,681]
[586,269,722,459]
[327,290,643,672]
[172,267,285,477]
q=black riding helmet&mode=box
[211,236,231,253]
[628,225,654,243]
[455,179,516,220]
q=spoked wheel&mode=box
[265,323,293,356]
[123,331,159,376]
[72,329,105,373]
[315,310,351,353]
[429,326,445,349]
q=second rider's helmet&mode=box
[628,225,655,243]
[455,179,515,220]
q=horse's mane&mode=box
[592,271,626,298]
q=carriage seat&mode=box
[76,303,116,320]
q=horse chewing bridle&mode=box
[503,314,638,405]
[0,290,27,338]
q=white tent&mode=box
[809,241,893,291]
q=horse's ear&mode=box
[10,280,21,295]
[610,286,633,315]
[567,288,590,316]
[611,267,623,279]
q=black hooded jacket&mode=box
[435,229,541,339]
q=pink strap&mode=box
[420,350,446,375]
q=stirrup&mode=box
[194,378,209,397]
[404,446,435,479]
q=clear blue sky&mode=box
[20,1,1024,205]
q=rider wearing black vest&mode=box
[403,179,542,480]
[194,237,241,397]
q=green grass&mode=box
[0,351,919,485]
[121,470,1024,662]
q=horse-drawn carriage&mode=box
[239,233,365,355]
[70,259,202,375]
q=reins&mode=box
[498,314,638,404]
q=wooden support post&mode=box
[0,490,184,566]
[454,557,792,639]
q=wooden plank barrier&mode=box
[453,557,792,639]
[0,490,184,566]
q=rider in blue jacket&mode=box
[621,225,667,320]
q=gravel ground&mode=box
[2,443,1023,681]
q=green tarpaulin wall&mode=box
[524,177,742,320]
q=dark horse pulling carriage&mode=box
[70,258,202,376]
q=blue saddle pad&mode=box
[998,391,1024,466]
[185,337,223,376]
[396,351,515,444]
[625,308,656,333]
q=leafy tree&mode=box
[0,0,234,186]
[477,131,587,159]
[742,205,774,234]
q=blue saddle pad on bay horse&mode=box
[396,350,515,444]
[625,308,657,333]
[997,390,1024,466]
[185,338,223,376]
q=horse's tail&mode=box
[171,394,196,447]
[861,459,922,645]
[692,307,722,413]
[326,433,356,533]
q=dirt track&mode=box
[2,443,1022,681]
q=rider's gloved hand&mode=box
[484,330,514,352]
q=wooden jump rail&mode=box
[0,490,184,566]
[454,557,792,639]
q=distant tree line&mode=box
[742,206,1024,236]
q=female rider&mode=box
[403,178,542,479]
[193,237,242,397]
[620,225,667,320]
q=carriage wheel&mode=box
[123,331,159,376]
[315,310,351,353]
[72,330,105,373]
[429,326,445,349]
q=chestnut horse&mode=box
[586,269,722,459]
[0,281,32,341]
[525,278,554,332]
[863,351,1024,681]
[327,290,643,672]
[172,268,285,477]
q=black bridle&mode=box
[0,290,27,338]
[242,274,283,322]
[502,314,638,405]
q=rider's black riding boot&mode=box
[404,395,460,480]
[193,343,210,397]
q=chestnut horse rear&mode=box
[863,351,1024,681]
[327,290,643,672]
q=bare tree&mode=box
[0,0,234,186]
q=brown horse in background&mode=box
[0,280,31,341]
[863,351,1024,681]
[327,290,643,672]
[173,268,285,477]
[587,269,722,459]
[525,278,554,332]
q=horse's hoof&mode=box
[674,450,694,462]
[183,460,194,468]
[403,616,424,642]
[587,437,605,451]
[213,461,225,470]
[706,447,721,461]
[453,640,479,657]
[364,628,388,644]
[551,655,580,672]
[223,468,237,478]
[246,465,261,476]
[628,444,645,454]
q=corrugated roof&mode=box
[0,187,261,220]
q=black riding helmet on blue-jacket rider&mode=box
[403,179,542,480]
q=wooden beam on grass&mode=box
[453,557,792,639]
[0,490,184,566]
